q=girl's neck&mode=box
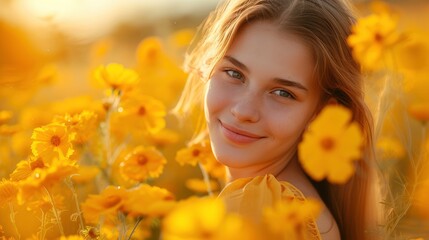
[225,152,299,183]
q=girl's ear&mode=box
[326,97,338,106]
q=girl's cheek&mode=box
[205,78,224,113]
[205,77,236,115]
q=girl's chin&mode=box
[215,155,257,169]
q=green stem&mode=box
[44,186,65,236]
[373,74,391,139]
[65,178,85,231]
[39,210,47,240]
[9,203,20,240]
[104,94,120,166]
[127,217,143,240]
[117,212,127,240]
[198,162,213,196]
[387,123,427,238]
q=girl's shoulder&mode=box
[218,174,323,240]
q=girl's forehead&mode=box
[227,22,313,66]
[226,21,314,60]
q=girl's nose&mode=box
[230,93,261,123]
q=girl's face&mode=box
[205,21,322,177]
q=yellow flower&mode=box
[376,136,406,160]
[0,179,18,206]
[396,31,429,72]
[0,110,12,125]
[10,160,32,182]
[9,156,45,182]
[181,141,225,181]
[135,37,188,107]
[11,131,32,158]
[0,124,20,136]
[20,106,55,129]
[169,28,195,48]
[216,214,262,240]
[59,235,85,240]
[124,218,153,240]
[370,0,393,15]
[116,93,166,134]
[92,63,140,92]
[18,160,78,204]
[119,146,167,182]
[53,111,98,144]
[163,197,260,240]
[80,226,100,240]
[298,105,363,184]
[81,186,127,224]
[185,178,219,193]
[408,103,429,122]
[123,184,176,217]
[31,123,75,164]
[136,37,167,67]
[0,145,13,178]
[263,198,321,240]
[71,165,100,184]
[89,38,113,64]
[95,222,151,240]
[163,197,225,239]
[347,13,404,71]
[50,96,105,119]
[175,140,213,166]
[27,193,65,213]
[98,225,119,240]
[147,128,180,148]
[201,153,226,182]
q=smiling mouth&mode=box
[219,120,264,144]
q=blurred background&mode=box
[1,0,429,239]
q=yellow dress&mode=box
[218,174,322,240]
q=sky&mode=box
[0,0,219,44]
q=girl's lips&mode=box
[220,121,264,144]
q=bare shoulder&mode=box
[277,160,341,239]
[285,173,341,239]
[316,204,341,240]
[298,181,341,239]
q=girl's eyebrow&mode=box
[274,78,308,92]
[223,55,308,92]
[224,55,249,72]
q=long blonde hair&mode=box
[173,0,375,239]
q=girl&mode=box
[174,0,376,239]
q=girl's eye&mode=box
[225,69,243,80]
[272,89,295,99]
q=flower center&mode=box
[138,106,146,116]
[137,155,148,165]
[30,158,45,170]
[321,137,335,151]
[147,47,159,61]
[164,195,174,201]
[374,32,383,43]
[103,195,122,208]
[50,135,61,146]
[87,227,99,239]
[192,149,200,157]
